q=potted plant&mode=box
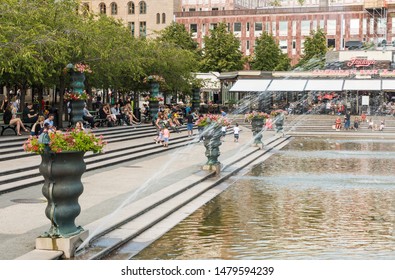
[246,111,270,146]
[271,109,287,135]
[23,129,106,238]
[196,114,231,168]
[64,63,92,125]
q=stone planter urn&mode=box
[251,118,265,146]
[70,71,85,94]
[69,69,86,126]
[36,150,89,258]
[274,113,285,136]
[70,100,85,125]
[39,151,86,238]
[149,100,159,120]
[202,126,222,171]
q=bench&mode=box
[94,118,109,127]
[1,124,17,136]
[1,122,35,136]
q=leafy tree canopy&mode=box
[251,32,290,71]
[200,22,244,72]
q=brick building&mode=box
[175,1,395,65]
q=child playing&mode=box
[379,120,385,131]
[221,124,227,141]
[233,123,240,142]
[154,127,164,144]
[162,126,170,147]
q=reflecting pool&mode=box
[133,138,395,259]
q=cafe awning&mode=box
[305,79,344,91]
[266,79,308,91]
[381,80,395,91]
[343,79,381,91]
[229,79,271,92]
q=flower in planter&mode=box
[145,95,164,102]
[64,91,89,101]
[23,129,106,154]
[64,63,92,74]
[246,111,270,121]
[143,75,165,83]
[196,114,231,127]
[270,109,287,117]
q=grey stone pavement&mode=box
[0,121,277,260]
[3,114,395,260]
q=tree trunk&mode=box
[58,75,65,128]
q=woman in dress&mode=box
[5,104,28,135]
[123,103,140,126]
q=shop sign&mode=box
[312,69,395,77]
[346,57,376,68]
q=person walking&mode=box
[233,123,240,142]
[186,112,194,137]
[344,111,351,130]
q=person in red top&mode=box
[361,112,366,123]
[335,116,342,131]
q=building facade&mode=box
[175,2,395,64]
[84,0,182,38]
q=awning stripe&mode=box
[343,80,381,91]
[305,79,344,91]
[267,79,308,91]
[229,79,271,92]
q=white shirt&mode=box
[233,126,240,135]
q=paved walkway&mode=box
[0,124,276,259]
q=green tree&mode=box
[200,22,244,72]
[295,28,327,70]
[251,32,290,71]
[157,22,199,52]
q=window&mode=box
[110,2,117,15]
[246,22,250,32]
[212,7,218,10]
[292,40,296,49]
[162,13,166,24]
[82,3,89,16]
[127,2,135,14]
[272,21,276,35]
[128,22,135,37]
[301,20,310,36]
[156,13,160,24]
[99,3,106,14]
[292,21,296,36]
[189,8,196,11]
[363,18,367,35]
[139,21,146,37]
[280,40,287,50]
[255,22,262,31]
[246,40,250,50]
[327,19,336,35]
[377,18,385,34]
[350,19,359,35]
[210,23,217,30]
[327,38,335,48]
[139,1,146,14]
[190,24,198,33]
[279,21,287,36]
[234,22,241,32]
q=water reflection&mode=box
[133,138,395,260]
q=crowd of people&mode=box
[334,111,386,132]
